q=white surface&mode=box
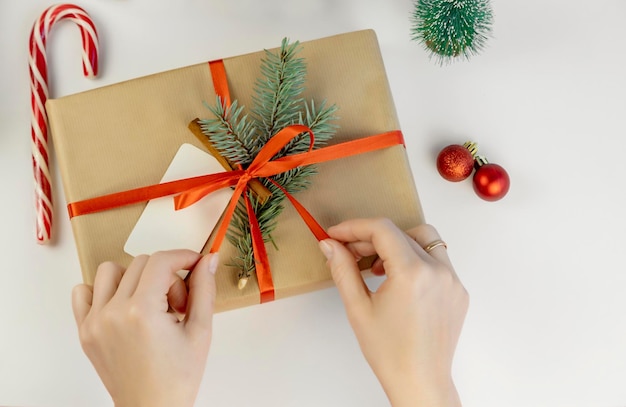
[1,0,625,406]
[124,144,233,257]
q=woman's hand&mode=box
[71,250,218,407]
[320,218,469,407]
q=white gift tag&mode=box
[124,143,233,256]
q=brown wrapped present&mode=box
[46,29,424,311]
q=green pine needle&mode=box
[411,0,493,64]
[201,39,339,279]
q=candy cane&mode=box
[29,4,99,244]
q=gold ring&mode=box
[423,240,447,253]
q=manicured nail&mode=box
[319,240,334,260]
[208,254,219,274]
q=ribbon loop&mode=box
[248,125,314,175]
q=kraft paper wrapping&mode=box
[46,30,424,311]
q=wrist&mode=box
[110,377,200,407]
[115,401,194,407]
[114,393,196,407]
[379,371,460,407]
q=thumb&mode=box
[184,253,218,340]
[71,284,93,327]
[320,239,370,312]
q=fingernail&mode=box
[319,240,334,260]
[208,254,219,275]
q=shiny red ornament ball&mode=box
[436,144,475,182]
[473,162,510,201]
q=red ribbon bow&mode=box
[176,123,328,303]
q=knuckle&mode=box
[150,251,167,261]
[373,217,394,228]
[78,320,99,348]
[134,254,150,263]
[330,262,351,286]
[409,223,440,242]
[96,261,115,271]
[126,302,147,323]
[371,217,399,234]
[95,261,120,276]
[99,307,120,327]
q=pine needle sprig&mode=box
[226,193,283,278]
[199,98,257,166]
[251,38,307,150]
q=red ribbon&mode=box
[67,59,405,303]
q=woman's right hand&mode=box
[319,218,469,407]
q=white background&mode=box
[1,0,625,406]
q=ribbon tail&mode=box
[174,172,242,210]
[68,173,236,218]
[267,179,329,241]
[271,131,405,168]
[244,191,275,303]
[209,179,247,254]
[209,60,231,108]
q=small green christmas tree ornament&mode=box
[411,0,493,63]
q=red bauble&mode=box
[473,159,510,201]
[436,142,477,182]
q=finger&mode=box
[91,262,124,311]
[71,284,93,327]
[134,250,203,305]
[320,239,370,313]
[328,218,422,275]
[406,224,454,270]
[399,232,432,263]
[185,253,218,340]
[370,256,385,276]
[115,254,149,298]
[167,275,188,315]
[344,241,376,260]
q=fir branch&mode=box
[251,38,307,150]
[199,98,257,165]
[201,38,339,280]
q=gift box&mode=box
[46,30,424,311]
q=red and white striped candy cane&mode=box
[29,4,99,244]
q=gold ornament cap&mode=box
[463,141,479,157]
[474,155,489,168]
